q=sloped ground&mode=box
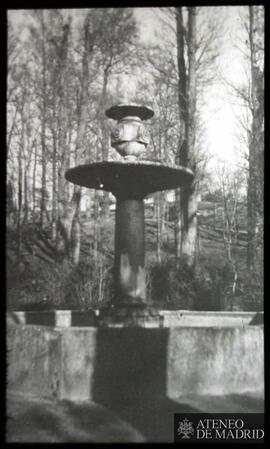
[6,392,145,443]
[6,391,264,443]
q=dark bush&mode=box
[147,257,195,309]
[7,256,114,311]
[193,262,234,311]
[146,257,241,311]
[235,275,263,312]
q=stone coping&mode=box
[7,310,263,328]
[159,310,259,317]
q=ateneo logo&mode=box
[177,418,194,439]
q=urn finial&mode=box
[105,103,154,161]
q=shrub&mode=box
[7,256,114,311]
[193,262,234,311]
[63,259,114,310]
[147,257,195,309]
[235,275,263,312]
[146,257,241,311]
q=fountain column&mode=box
[115,199,145,307]
[105,104,153,311]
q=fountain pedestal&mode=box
[65,104,194,326]
[115,199,146,307]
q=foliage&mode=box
[146,252,263,312]
[147,257,223,310]
[7,257,114,311]
[235,274,263,312]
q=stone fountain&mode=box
[7,109,264,443]
[65,104,194,326]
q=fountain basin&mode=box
[65,161,194,199]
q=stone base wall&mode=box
[7,324,264,402]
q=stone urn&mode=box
[106,104,154,160]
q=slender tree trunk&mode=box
[100,68,110,218]
[247,5,256,273]
[40,124,47,227]
[93,190,100,261]
[68,15,95,265]
[55,21,79,261]
[40,13,47,229]
[17,122,24,266]
[156,192,161,262]
[23,123,32,225]
[32,139,37,221]
[23,161,28,224]
[175,8,187,260]
[52,122,58,241]
[174,188,181,258]
[7,103,19,158]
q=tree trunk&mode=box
[52,121,58,241]
[68,14,94,265]
[17,122,24,266]
[7,103,19,159]
[247,6,264,278]
[156,192,161,262]
[32,139,37,221]
[56,23,71,258]
[175,8,187,260]
[54,19,87,265]
[174,187,181,258]
[23,160,28,224]
[175,7,198,268]
[100,68,110,218]
[93,190,100,262]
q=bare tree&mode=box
[174,7,198,267]
[221,6,264,281]
[150,7,222,267]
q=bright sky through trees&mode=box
[134,6,250,170]
[8,6,251,171]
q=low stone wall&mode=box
[7,323,264,402]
